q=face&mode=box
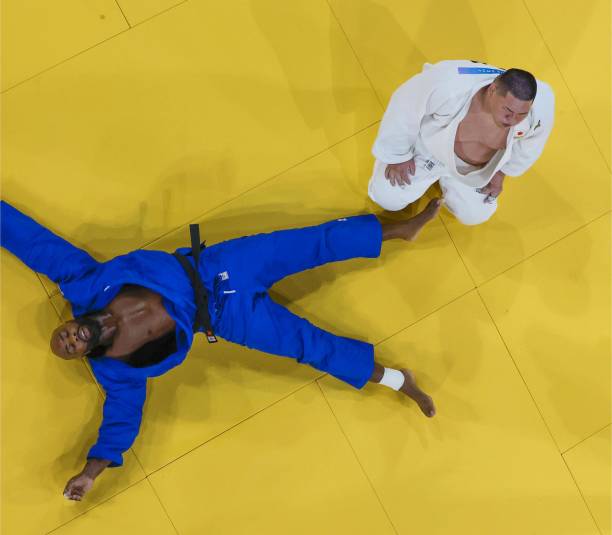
[50,316,102,360]
[488,83,532,128]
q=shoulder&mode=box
[534,80,555,111]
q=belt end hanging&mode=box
[206,330,218,343]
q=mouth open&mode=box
[78,326,90,342]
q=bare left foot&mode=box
[382,198,441,242]
[399,198,441,241]
[399,368,436,417]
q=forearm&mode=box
[0,200,97,282]
[82,458,112,479]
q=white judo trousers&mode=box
[368,60,555,225]
[368,140,499,226]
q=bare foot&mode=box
[399,198,441,241]
[399,368,436,417]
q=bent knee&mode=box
[368,180,417,212]
[451,206,497,226]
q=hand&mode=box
[477,170,505,203]
[63,472,95,501]
[385,159,416,186]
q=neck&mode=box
[94,312,119,345]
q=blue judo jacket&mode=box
[2,200,380,467]
[1,200,209,466]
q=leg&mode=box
[439,176,498,225]
[224,293,375,389]
[217,293,435,416]
[369,362,436,417]
[207,214,383,290]
[368,158,439,211]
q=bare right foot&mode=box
[381,198,441,242]
[399,368,436,417]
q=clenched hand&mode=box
[63,472,94,501]
[477,170,506,203]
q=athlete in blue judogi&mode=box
[1,198,440,501]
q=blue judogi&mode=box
[1,201,381,467]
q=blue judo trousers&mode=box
[1,201,382,467]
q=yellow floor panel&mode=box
[0,254,146,535]
[148,383,395,535]
[479,214,611,452]
[329,0,573,104]
[319,291,599,534]
[524,0,611,167]
[330,0,611,284]
[131,126,473,474]
[2,0,381,297]
[133,335,322,474]
[1,0,128,91]
[440,101,610,283]
[564,426,612,535]
[2,1,609,533]
[116,0,185,26]
[49,480,176,535]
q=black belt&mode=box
[173,224,217,343]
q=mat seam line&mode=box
[521,0,611,174]
[562,423,612,455]
[113,0,132,28]
[476,208,611,287]
[325,0,385,110]
[476,290,604,535]
[136,121,382,250]
[559,454,604,535]
[1,2,193,94]
[139,374,325,476]
[44,476,147,534]
[438,200,604,532]
[144,477,181,535]
[41,119,381,300]
[315,380,400,535]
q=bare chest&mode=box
[105,286,176,358]
[454,111,509,166]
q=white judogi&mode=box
[368,60,555,225]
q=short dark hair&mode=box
[495,69,537,101]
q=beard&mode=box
[74,315,104,353]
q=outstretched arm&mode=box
[0,200,98,284]
[63,373,147,501]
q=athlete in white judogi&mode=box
[368,60,555,224]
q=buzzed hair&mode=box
[495,68,537,101]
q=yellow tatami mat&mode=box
[149,383,394,535]
[524,0,611,167]
[564,426,612,535]
[2,0,380,298]
[1,1,609,534]
[1,255,146,534]
[319,291,597,535]
[480,214,611,452]
[49,480,176,535]
[115,0,185,26]
[1,0,128,91]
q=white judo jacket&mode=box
[372,60,555,181]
